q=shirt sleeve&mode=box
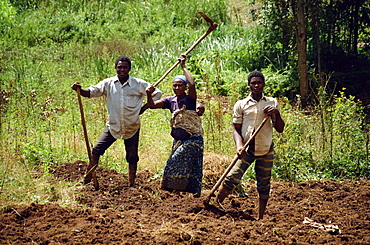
[232,100,243,124]
[88,79,107,97]
[140,80,162,101]
[151,87,162,101]
[162,96,171,110]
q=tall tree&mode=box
[349,0,360,54]
[310,0,322,86]
[295,0,308,107]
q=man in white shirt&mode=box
[216,71,284,220]
[72,55,162,187]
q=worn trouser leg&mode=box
[254,149,274,200]
[124,129,140,187]
[92,127,117,156]
[255,149,274,219]
[223,158,253,191]
[85,127,116,184]
[223,145,274,200]
[216,157,253,203]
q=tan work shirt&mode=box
[89,75,162,140]
[232,93,280,156]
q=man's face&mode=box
[249,76,265,94]
[172,79,187,96]
[115,61,131,80]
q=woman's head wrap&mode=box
[173,75,188,85]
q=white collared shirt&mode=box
[232,93,280,156]
[89,75,162,139]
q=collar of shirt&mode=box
[113,75,131,87]
[245,93,267,103]
[169,93,187,102]
[167,93,198,113]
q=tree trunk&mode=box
[311,0,322,86]
[351,0,360,54]
[296,0,308,107]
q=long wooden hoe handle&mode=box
[76,85,99,190]
[204,117,269,205]
[153,12,218,88]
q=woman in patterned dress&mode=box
[146,54,204,197]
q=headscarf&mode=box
[173,75,188,85]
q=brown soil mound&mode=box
[0,159,369,244]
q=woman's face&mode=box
[172,79,187,96]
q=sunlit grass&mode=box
[0,159,78,210]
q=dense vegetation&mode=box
[0,0,369,208]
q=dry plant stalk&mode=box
[202,153,233,188]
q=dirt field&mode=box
[1,158,369,244]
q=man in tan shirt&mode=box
[216,71,284,220]
[72,55,162,187]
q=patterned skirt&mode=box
[161,134,204,195]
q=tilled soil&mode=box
[0,160,369,244]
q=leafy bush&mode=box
[0,0,16,32]
[273,88,369,181]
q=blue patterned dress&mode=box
[160,95,204,196]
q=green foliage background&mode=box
[0,0,369,207]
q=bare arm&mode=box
[71,82,90,98]
[263,105,285,133]
[233,123,245,158]
[139,103,149,115]
[179,54,196,101]
[146,85,164,109]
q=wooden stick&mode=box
[204,117,269,205]
[76,86,99,190]
[153,12,218,88]
[76,86,91,159]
